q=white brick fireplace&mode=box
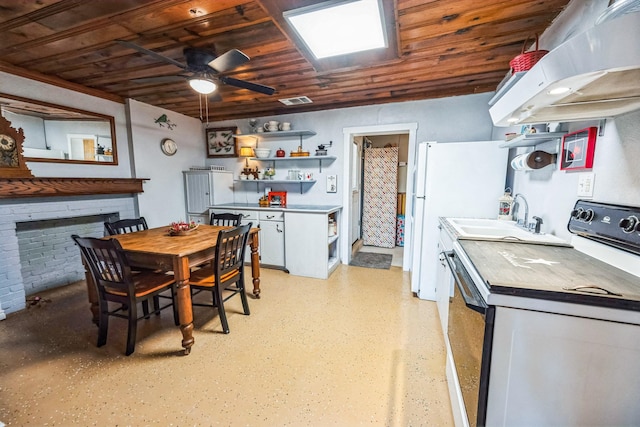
[0,195,137,318]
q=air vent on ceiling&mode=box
[279,96,313,106]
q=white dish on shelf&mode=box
[253,148,272,158]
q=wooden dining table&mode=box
[84,224,261,355]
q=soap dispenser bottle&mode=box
[498,189,514,220]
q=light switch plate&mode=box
[577,173,595,197]
[327,175,337,193]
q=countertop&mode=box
[212,203,342,214]
[459,239,640,312]
[439,217,640,315]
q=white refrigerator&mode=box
[411,141,508,300]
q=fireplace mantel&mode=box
[0,177,147,198]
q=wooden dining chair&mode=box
[71,234,179,355]
[210,212,242,227]
[104,217,148,235]
[103,216,170,310]
[189,223,252,334]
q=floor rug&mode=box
[349,252,393,270]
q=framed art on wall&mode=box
[561,127,597,171]
[206,127,237,158]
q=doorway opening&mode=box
[67,133,113,162]
[351,134,408,268]
[341,123,418,270]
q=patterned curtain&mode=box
[362,147,398,248]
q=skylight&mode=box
[284,0,387,60]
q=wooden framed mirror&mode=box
[0,93,117,165]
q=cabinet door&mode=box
[285,211,333,279]
[436,225,455,334]
[488,308,640,426]
[185,172,210,214]
[434,245,453,334]
[259,220,285,267]
[234,210,259,263]
[208,171,233,205]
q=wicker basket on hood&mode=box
[510,34,548,72]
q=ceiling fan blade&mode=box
[220,76,275,95]
[116,40,187,70]
[208,49,249,73]
[130,76,186,84]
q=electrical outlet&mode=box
[327,175,337,193]
[577,173,595,197]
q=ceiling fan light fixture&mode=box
[189,76,217,94]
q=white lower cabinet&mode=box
[435,225,455,333]
[209,208,284,269]
[284,209,341,279]
[210,207,340,275]
[258,211,285,268]
[487,307,640,426]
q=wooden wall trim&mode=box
[0,178,147,199]
[0,61,125,104]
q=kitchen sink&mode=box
[458,226,523,236]
[446,218,571,246]
[447,218,514,228]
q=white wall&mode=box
[505,113,640,241]
[0,71,496,225]
[127,99,207,227]
[205,92,495,206]
[493,0,640,241]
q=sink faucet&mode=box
[513,193,529,227]
[532,216,543,234]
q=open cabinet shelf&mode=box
[499,132,567,149]
[233,130,316,141]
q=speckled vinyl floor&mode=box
[0,264,453,426]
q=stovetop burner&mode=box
[568,200,640,255]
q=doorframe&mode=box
[342,123,418,270]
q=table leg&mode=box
[250,232,261,298]
[174,257,195,355]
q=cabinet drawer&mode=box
[259,210,284,221]
[210,209,258,221]
[210,208,235,216]
[238,210,258,221]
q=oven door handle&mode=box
[442,250,487,315]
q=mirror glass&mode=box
[0,93,117,165]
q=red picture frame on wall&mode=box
[560,127,598,171]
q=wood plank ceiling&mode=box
[0,0,571,122]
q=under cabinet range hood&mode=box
[490,9,640,126]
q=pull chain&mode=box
[205,94,209,126]
[198,94,211,126]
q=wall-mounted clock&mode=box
[161,138,177,156]
[0,115,33,178]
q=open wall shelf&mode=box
[233,130,316,141]
[499,132,567,149]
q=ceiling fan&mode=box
[117,40,275,97]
